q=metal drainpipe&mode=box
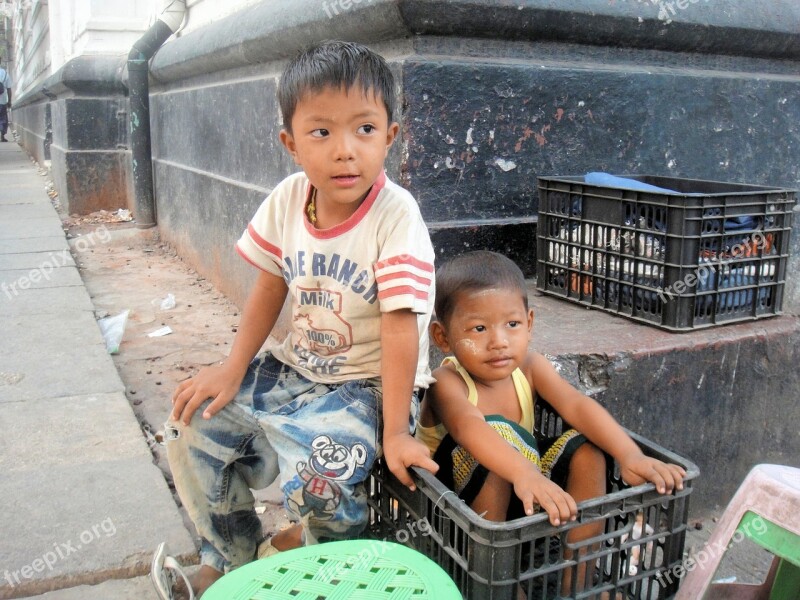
[128,1,186,229]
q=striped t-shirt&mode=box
[236,170,435,388]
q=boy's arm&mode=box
[430,367,577,524]
[527,353,685,494]
[381,309,439,491]
[172,270,288,424]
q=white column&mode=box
[71,0,156,56]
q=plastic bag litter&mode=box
[152,293,176,311]
[98,310,130,354]
[147,326,173,337]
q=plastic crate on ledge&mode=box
[535,175,796,331]
[367,399,699,600]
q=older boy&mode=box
[155,41,437,599]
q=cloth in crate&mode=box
[433,415,586,519]
[550,187,778,311]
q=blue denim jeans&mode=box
[165,352,417,573]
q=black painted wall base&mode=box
[49,97,131,215]
[429,220,538,277]
[13,56,130,215]
[49,146,132,215]
[13,101,51,165]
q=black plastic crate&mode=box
[367,399,699,599]
[535,175,796,331]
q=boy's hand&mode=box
[383,431,439,491]
[513,470,577,526]
[171,362,246,424]
[620,452,686,495]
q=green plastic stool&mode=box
[676,464,800,600]
[737,511,800,600]
[202,540,463,599]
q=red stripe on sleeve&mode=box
[376,271,432,286]
[374,254,433,273]
[236,244,275,273]
[247,223,282,259]
[378,286,429,301]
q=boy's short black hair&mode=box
[434,251,529,325]
[278,40,395,131]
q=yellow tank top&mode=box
[416,356,535,456]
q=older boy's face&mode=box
[280,86,399,225]
[435,287,533,385]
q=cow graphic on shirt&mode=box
[294,286,353,355]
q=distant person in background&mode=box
[0,58,12,142]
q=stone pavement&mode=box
[0,142,193,599]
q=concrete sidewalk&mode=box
[0,142,194,599]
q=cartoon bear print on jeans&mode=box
[287,435,367,520]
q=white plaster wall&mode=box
[178,0,263,36]
[11,0,158,96]
[11,0,50,96]
[69,0,155,57]
[10,0,265,98]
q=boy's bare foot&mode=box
[174,565,223,599]
[270,522,304,551]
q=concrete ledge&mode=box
[530,289,800,511]
[149,0,800,82]
[399,0,800,58]
[13,55,126,110]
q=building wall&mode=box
[145,0,800,293]
[144,0,800,510]
[9,0,269,213]
[63,0,155,59]
[7,0,800,511]
[11,0,155,212]
[179,0,263,35]
[10,0,157,92]
[10,0,50,95]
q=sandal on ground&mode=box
[150,542,195,600]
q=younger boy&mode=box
[158,41,438,598]
[417,250,685,594]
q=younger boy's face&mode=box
[280,86,399,224]
[431,287,533,384]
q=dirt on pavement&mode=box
[61,215,290,547]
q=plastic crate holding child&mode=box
[369,428,697,599]
[369,251,698,599]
